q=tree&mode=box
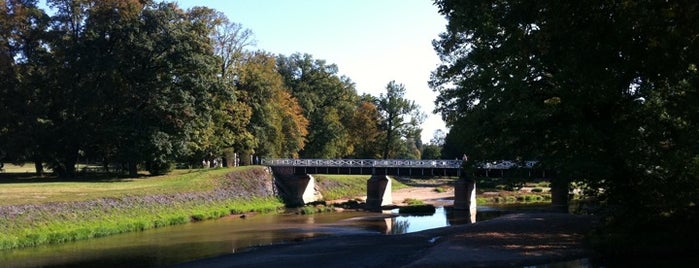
[187,6,255,166]
[10,0,226,177]
[276,53,361,158]
[236,51,308,161]
[432,0,699,235]
[346,96,382,158]
[376,81,425,159]
[0,0,50,174]
[421,129,445,159]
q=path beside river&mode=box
[174,179,599,267]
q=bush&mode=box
[146,160,174,175]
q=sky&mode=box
[175,0,448,143]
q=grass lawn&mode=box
[0,167,258,206]
[313,174,410,200]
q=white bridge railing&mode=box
[262,159,538,169]
[261,158,463,169]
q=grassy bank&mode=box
[0,167,284,250]
[314,174,409,200]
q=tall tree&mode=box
[346,95,382,158]
[276,53,361,158]
[431,0,699,232]
[376,81,425,159]
[27,0,225,176]
[0,0,50,173]
[236,51,308,161]
[186,6,255,166]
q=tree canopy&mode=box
[432,0,699,232]
[0,0,434,178]
[376,81,425,159]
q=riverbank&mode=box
[174,212,598,267]
[0,167,283,250]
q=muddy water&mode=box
[0,205,540,267]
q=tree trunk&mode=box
[34,156,44,176]
[128,161,138,177]
[64,159,76,178]
[550,178,570,212]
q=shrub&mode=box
[403,198,424,205]
[146,160,174,175]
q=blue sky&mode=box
[175,0,448,143]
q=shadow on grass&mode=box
[0,172,152,184]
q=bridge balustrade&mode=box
[261,158,463,169]
[262,159,537,170]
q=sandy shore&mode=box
[173,182,599,267]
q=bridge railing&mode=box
[261,158,463,169]
[261,159,538,170]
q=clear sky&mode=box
[175,0,448,143]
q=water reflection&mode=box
[390,207,450,233]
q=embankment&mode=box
[0,167,284,250]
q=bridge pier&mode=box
[277,174,323,207]
[453,176,477,223]
[366,175,392,212]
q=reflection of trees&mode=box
[391,219,410,234]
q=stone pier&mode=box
[453,176,477,223]
[279,174,322,207]
[365,175,392,212]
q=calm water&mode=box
[0,205,538,267]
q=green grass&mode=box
[403,198,425,205]
[0,167,251,206]
[313,174,408,200]
[434,186,447,193]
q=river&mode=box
[0,205,542,267]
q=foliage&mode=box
[236,51,309,160]
[0,1,242,177]
[276,53,368,158]
[376,81,425,159]
[432,0,699,253]
[346,97,383,158]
